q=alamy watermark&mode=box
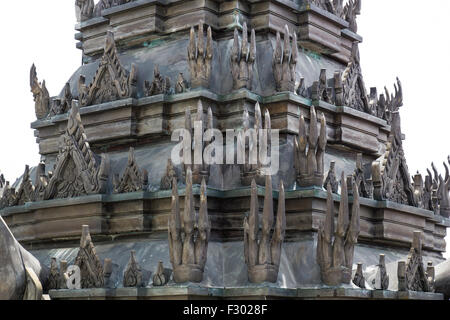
[170,121,280,175]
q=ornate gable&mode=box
[75,225,105,288]
[14,166,35,206]
[44,102,109,200]
[399,232,433,292]
[372,79,417,207]
[78,31,137,107]
[113,148,148,194]
[341,45,371,113]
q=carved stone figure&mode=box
[75,0,94,21]
[175,73,187,94]
[308,1,361,33]
[323,162,339,193]
[49,83,73,116]
[43,102,109,200]
[297,77,308,97]
[34,163,48,202]
[401,231,433,292]
[273,25,298,92]
[351,154,371,198]
[78,31,137,107]
[187,23,213,89]
[436,160,450,217]
[93,0,109,17]
[93,0,135,17]
[231,23,256,91]
[152,261,171,287]
[182,101,213,185]
[144,65,171,96]
[102,258,114,288]
[373,254,389,290]
[0,182,16,209]
[344,0,361,33]
[14,165,35,206]
[338,44,371,114]
[239,102,272,186]
[78,0,135,21]
[398,261,407,291]
[317,174,360,286]
[123,250,144,287]
[312,69,332,103]
[168,172,210,283]
[74,225,105,288]
[372,78,417,207]
[47,258,60,291]
[113,147,148,193]
[30,64,50,120]
[413,172,425,209]
[353,263,366,289]
[0,174,5,192]
[160,159,177,190]
[244,177,286,283]
[294,106,327,188]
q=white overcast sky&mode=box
[0,1,448,256]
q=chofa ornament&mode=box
[168,170,211,283]
[244,176,286,283]
[317,174,360,286]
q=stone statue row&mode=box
[352,232,436,293]
[31,20,391,123]
[45,225,172,291]
[308,0,361,33]
[3,94,449,218]
[75,0,361,34]
[413,159,450,217]
[75,0,135,22]
[0,173,436,297]
[42,173,435,292]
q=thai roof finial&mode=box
[294,106,327,188]
[317,173,360,286]
[244,177,286,283]
[273,25,298,92]
[168,172,210,283]
[187,22,213,89]
[231,22,257,91]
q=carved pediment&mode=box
[78,31,137,107]
[372,138,416,206]
[75,225,105,288]
[44,102,109,200]
[372,78,417,207]
[160,158,177,190]
[398,232,433,292]
[113,147,148,194]
[341,45,371,114]
[14,166,35,206]
[123,250,143,287]
[0,182,16,210]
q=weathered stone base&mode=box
[241,171,265,187]
[321,267,352,286]
[297,174,324,188]
[173,265,204,283]
[247,264,279,284]
[48,286,444,300]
